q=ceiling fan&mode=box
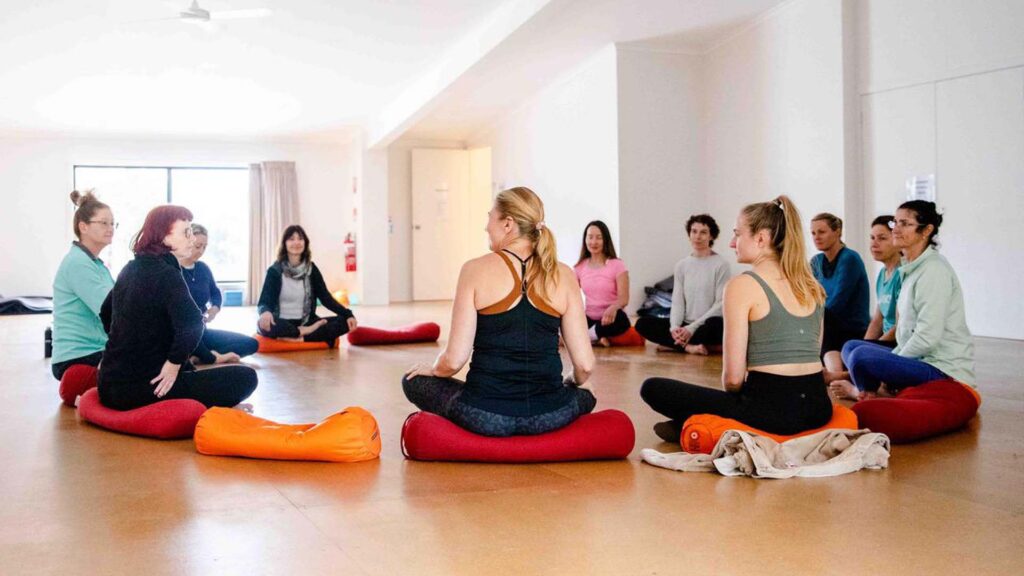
[175,0,272,22]
[130,1,272,25]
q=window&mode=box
[73,166,249,285]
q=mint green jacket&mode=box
[893,247,975,385]
[52,243,115,364]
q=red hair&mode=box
[131,205,194,256]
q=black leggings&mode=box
[258,315,349,345]
[51,351,103,380]
[640,371,832,435]
[99,365,258,411]
[402,375,597,437]
[586,309,631,339]
[821,309,866,354]
[634,316,723,350]
[192,329,259,365]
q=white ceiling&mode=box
[0,0,507,138]
[0,0,786,141]
[402,0,787,142]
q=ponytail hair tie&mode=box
[536,221,546,231]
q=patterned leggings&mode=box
[402,374,597,437]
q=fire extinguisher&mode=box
[344,233,357,272]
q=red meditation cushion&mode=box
[77,388,207,439]
[194,406,382,462]
[347,322,441,346]
[681,404,859,454]
[852,379,980,444]
[59,364,98,407]
[254,334,334,353]
[401,409,635,463]
[606,326,646,347]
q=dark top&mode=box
[182,261,221,311]
[256,261,353,320]
[98,253,204,389]
[811,246,870,332]
[460,250,572,416]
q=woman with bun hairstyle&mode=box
[830,201,974,400]
[641,196,831,442]
[256,225,357,345]
[51,190,116,380]
[98,205,257,410]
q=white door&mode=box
[412,149,470,301]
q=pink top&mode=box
[574,258,628,320]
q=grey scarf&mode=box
[281,260,313,322]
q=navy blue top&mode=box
[811,246,870,333]
[460,251,572,417]
[181,261,221,311]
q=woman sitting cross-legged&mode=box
[51,190,116,380]
[635,213,731,355]
[574,220,631,347]
[256,224,357,346]
[830,201,974,400]
[403,186,597,437]
[179,223,258,365]
[98,205,257,410]
[640,196,832,442]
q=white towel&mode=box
[641,428,890,479]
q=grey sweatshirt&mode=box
[670,253,732,331]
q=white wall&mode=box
[0,135,356,297]
[857,0,1024,339]
[469,45,620,270]
[616,48,704,311]
[703,0,849,262]
[387,138,466,302]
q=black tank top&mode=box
[459,250,572,416]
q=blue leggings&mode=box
[842,340,947,393]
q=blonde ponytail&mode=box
[495,186,559,301]
[741,195,825,307]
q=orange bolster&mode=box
[254,334,334,353]
[606,326,646,347]
[194,406,381,462]
[681,404,859,454]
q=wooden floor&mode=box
[2,302,1023,575]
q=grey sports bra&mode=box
[744,271,823,367]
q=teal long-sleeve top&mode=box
[52,242,115,364]
[811,246,870,333]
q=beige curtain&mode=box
[247,161,299,305]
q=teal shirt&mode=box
[52,243,115,364]
[875,266,902,334]
[893,247,975,385]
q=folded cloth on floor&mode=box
[641,428,890,478]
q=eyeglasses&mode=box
[88,220,119,229]
[887,219,919,229]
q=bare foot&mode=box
[823,369,849,384]
[233,402,254,413]
[297,319,328,338]
[684,343,709,355]
[598,337,611,348]
[828,379,861,400]
[213,351,241,364]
